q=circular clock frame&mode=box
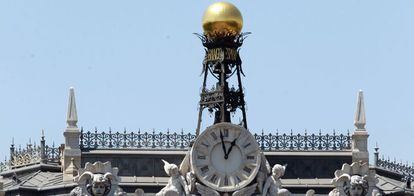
[190,123,261,192]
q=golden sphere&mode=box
[202,2,243,36]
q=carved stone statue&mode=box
[134,188,145,196]
[70,161,129,196]
[329,162,381,196]
[262,164,291,196]
[179,150,196,193]
[305,189,315,196]
[156,160,189,196]
[0,176,5,196]
[196,182,257,196]
[257,153,272,194]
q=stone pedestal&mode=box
[63,129,81,182]
[351,130,369,164]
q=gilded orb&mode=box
[202,2,243,37]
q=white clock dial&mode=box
[190,123,261,192]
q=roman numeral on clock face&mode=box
[201,142,209,148]
[235,175,241,183]
[197,155,206,160]
[224,175,229,186]
[223,129,229,137]
[201,166,209,174]
[210,174,218,184]
[243,142,251,148]
[247,155,255,160]
[243,166,252,174]
[210,132,218,140]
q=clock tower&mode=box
[195,2,249,136]
[183,2,286,196]
[155,2,290,196]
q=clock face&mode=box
[190,123,261,192]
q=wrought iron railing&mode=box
[45,144,61,163]
[377,157,414,182]
[0,160,10,172]
[0,139,62,172]
[255,130,351,151]
[9,144,42,167]
[80,129,351,151]
[80,129,196,150]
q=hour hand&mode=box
[225,138,238,159]
[220,130,227,157]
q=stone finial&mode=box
[354,90,366,130]
[63,87,81,182]
[351,90,369,163]
[67,87,78,128]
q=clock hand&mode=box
[225,138,237,159]
[220,130,227,158]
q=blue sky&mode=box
[0,1,413,163]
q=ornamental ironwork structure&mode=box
[255,130,351,151]
[0,135,62,172]
[80,128,196,150]
[374,147,414,182]
[0,160,10,172]
[377,157,414,182]
[195,33,251,136]
[80,128,351,151]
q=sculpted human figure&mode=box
[347,175,368,196]
[329,162,381,196]
[70,172,114,196]
[257,153,271,194]
[329,174,368,196]
[156,160,189,196]
[88,173,112,196]
[262,164,291,196]
[70,161,128,196]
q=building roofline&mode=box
[0,163,61,177]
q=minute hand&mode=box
[220,131,227,158]
[225,138,237,159]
